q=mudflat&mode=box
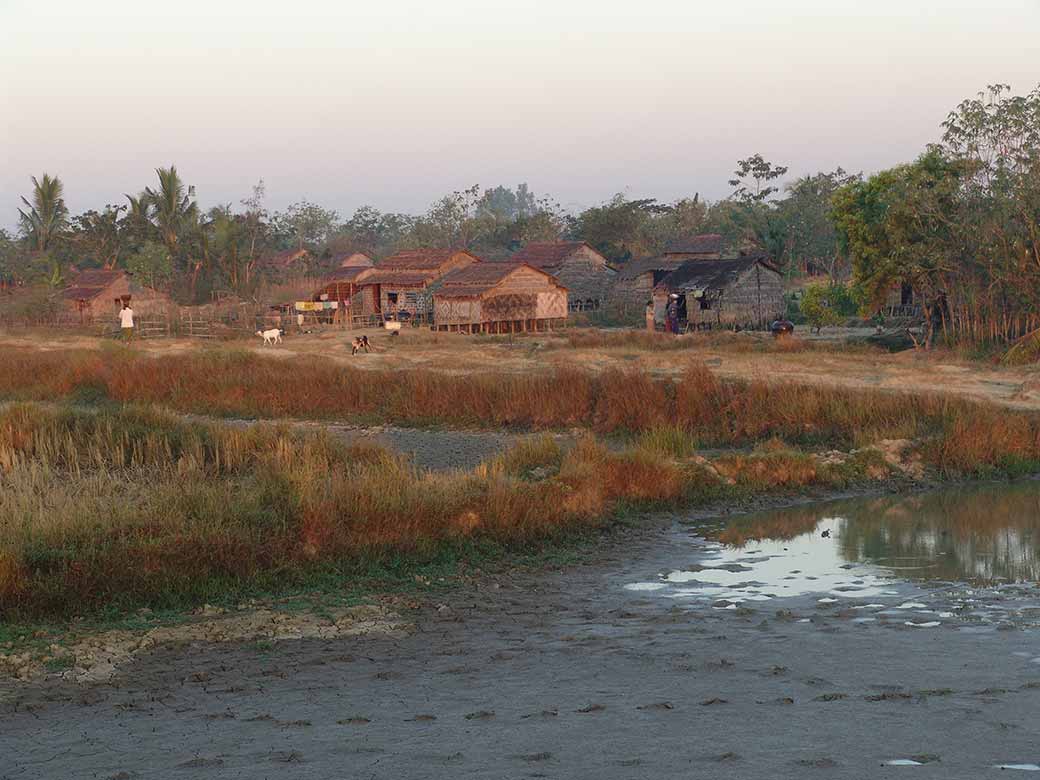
[4,503,1039,779]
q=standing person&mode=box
[666,294,679,335]
[645,300,655,332]
[119,301,135,344]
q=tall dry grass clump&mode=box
[4,347,1040,472]
[0,405,697,618]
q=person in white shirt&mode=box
[119,303,135,343]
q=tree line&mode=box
[2,156,850,305]
[4,82,1037,347]
[832,83,1040,347]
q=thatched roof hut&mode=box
[653,254,783,330]
[509,241,615,311]
[433,263,567,333]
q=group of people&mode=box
[645,294,686,335]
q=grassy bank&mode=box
[0,403,909,620]
[4,347,1040,472]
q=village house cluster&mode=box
[60,234,790,334]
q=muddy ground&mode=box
[3,516,1039,780]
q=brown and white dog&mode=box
[351,335,371,355]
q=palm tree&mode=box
[18,174,69,251]
[144,166,197,256]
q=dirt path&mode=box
[3,512,1039,779]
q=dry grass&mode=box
[3,388,1036,617]
[547,329,880,355]
[4,346,1040,471]
[0,405,697,618]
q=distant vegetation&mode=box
[2,83,1036,348]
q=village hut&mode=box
[882,281,920,317]
[609,233,727,317]
[358,248,481,319]
[62,269,170,321]
[332,252,375,269]
[661,233,724,260]
[651,254,783,331]
[259,248,312,277]
[432,263,568,333]
[309,265,377,323]
[508,241,615,312]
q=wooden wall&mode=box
[653,265,784,330]
[434,266,567,328]
[554,247,614,309]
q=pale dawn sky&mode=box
[1,0,1038,227]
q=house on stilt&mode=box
[432,263,568,333]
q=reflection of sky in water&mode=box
[624,482,1040,611]
[628,517,899,603]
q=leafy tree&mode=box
[729,154,789,204]
[271,200,340,251]
[778,168,860,277]
[124,241,173,291]
[71,205,126,269]
[18,173,69,252]
[411,185,484,249]
[239,180,271,286]
[832,149,965,347]
[799,282,850,333]
[572,194,668,262]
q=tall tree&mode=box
[71,205,127,269]
[144,166,197,258]
[271,200,339,251]
[18,173,69,252]
[572,194,668,263]
[778,168,860,276]
[728,154,789,204]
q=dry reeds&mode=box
[2,346,1039,473]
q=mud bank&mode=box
[4,486,1040,779]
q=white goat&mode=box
[256,328,283,345]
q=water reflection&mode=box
[705,481,1040,586]
[625,481,1040,606]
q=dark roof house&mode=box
[62,269,170,319]
[662,233,724,257]
[652,254,783,330]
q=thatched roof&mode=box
[656,255,778,294]
[332,252,374,268]
[435,263,562,298]
[261,248,310,269]
[321,266,373,284]
[615,256,687,281]
[510,241,595,269]
[62,270,125,301]
[378,248,482,271]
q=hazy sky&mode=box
[2,0,1038,228]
